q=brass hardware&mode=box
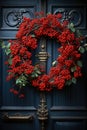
[2,113,34,121]
[84,44,87,47]
[37,92,48,130]
[36,38,49,130]
[41,44,45,50]
[40,38,46,52]
[36,51,50,62]
[36,38,50,62]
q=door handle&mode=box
[2,113,34,121]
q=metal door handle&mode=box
[2,113,34,121]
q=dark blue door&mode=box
[0,0,87,130]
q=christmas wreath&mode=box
[1,12,85,97]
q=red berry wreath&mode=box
[1,12,84,96]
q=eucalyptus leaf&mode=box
[16,79,22,84]
[16,75,28,87]
[65,80,72,86]
[47,12,51,15]
[71,27,75,32]
[22,84,26,86]
[52,60,57,67]
[8,58,12,65]
[31,34,36,37]
[78,46,85,53]
[31,72,38,78]
[71,66,76,72]
[34,73,38,77]
[68,23,75,32]
[72,77,77,84]
[31,74,35,78]
[70,23,74,27]
[77,60,82,67]
[5,49,11,55]
[6,49,10,55]
[84,44,87,51]
[85,47,87,51]
[0,41,6,48]
[76,30,82,36]
[36,70,41,74]
[6,43,11,48]
[1,45,6,49]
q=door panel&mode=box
[0,0,87,130]
[54,121,86,130]
[0,0,41,130]
[46,0,87,130]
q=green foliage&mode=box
[31,34,36,37]
[31,67,42,78]
[65,79,72,86]
[52,60,58,67]
[71,66,76,72]
[8,57,12,65]
[0,41,11,55]
[16,75,28,87]
[66,77,77,86]
[68,23,75,32]
[77,60,82,67]
[76,30,82,37]
[0,41,12,65]
[71,77,77,84]
[84,44,87,51]
[78,46,85,54]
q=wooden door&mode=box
[46,0,87,129]
[0,0,87,130]
[0,0,41,130]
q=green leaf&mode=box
[15,75,28,87]
[36,70,41,74]
[47,12,51,15]
[68,23,75,32]
[72,77,77,84]
[52,60,57,67]
[34,73,38,77]
[1,42,11,55]
[71,66,76,72]
[78,46,85,53]
[65,80,72,86]
[0,41,6,48]
[5,49,11,55]
[1,45,6,49]
[70,23,74,27]
[16,79,22,84]
[6,43,11,48]
[85,47,87,51]
[71,27,75,32]
[83,44,87,51]
[31,75,35,78]
[77,60,82,67]
[76,30,82,36]
[8,58,12,65]
[22,84,26,86]
[31,72,38,78]
[31,73,34,78]
[31,34,36,37]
